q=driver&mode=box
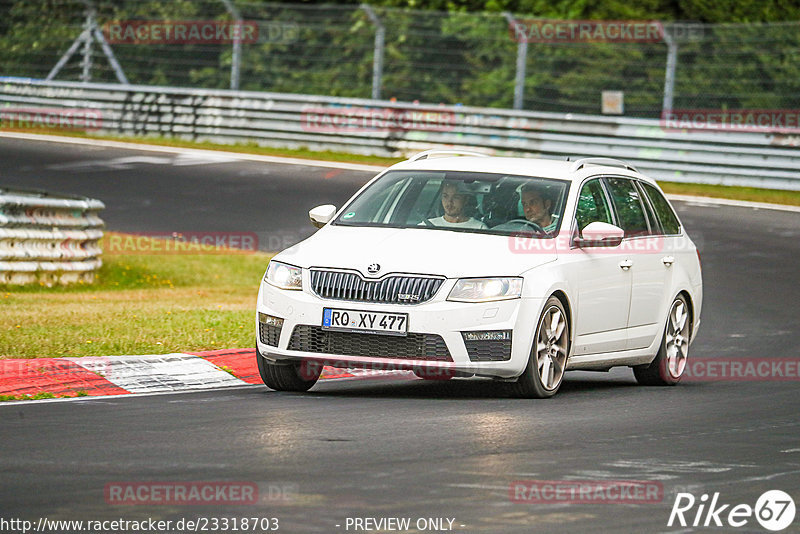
[520,183,557,233]
[427,181,487,229]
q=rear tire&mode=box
[511,296,569,398]
[256,349,321,392]
[634,294,690,386]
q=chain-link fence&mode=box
[1,0,798,119]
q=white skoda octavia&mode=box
[255,151,702,398]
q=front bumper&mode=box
[255,279,542,379]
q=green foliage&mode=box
[0,1,797,117]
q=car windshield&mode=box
[334,170,569,238]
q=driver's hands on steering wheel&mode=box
[504,218,545,234]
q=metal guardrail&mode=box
[0,186,105,285]
[1,79,799,190]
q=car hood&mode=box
[274,225,557,278]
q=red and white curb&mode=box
[0,349,413,400]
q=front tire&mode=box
[634,294,691,386]
[256,350,321,392]
[511,296,570,398]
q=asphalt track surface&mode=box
[1,137,799,533]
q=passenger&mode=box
[427,181,487,229]
[520,183,558,233]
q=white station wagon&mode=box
[255,151,702,397]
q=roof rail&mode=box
[569,157,638,173]
[408,149,490,162]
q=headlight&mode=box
[447,277,523,302]
[264,261,303,290]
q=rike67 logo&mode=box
[668,490,796,531]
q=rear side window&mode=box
[641,182,681,235]
[575,179,613,231]
[605,177,649,237]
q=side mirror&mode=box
[575,221,624,248]
[309,204,337,229]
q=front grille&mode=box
[259,323,281,347]
[463,332,513,362]
[310,269,444,305]
[288,325,452,361]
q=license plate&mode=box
[322,308,408,336]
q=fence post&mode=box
[503,12,527,110]
[361,4,385,101]
[662,25,678,115]
[221,0,242,91]
[80,5,95,82]
[47,0,128,84]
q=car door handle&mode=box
[662,255,675,267]
[619,259,633,271]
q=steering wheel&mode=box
[422,218,435,227]
[502,219,545,234]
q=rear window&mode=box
[605,177,650,237]
[640,182,681,235]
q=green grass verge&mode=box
[1,233,272,359]
[659,181,800,206]
[0,391,88,402]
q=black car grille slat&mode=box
[462,332,513,362]
[335,272,344,299]
[325,271,335,298]
[288,325,452,361]
[378,278,388,301]
[423,278,436,300]
[412,278,423,297]
[259,322,282,347]
[310,270,444,305]
[365,279,374,301]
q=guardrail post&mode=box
[221,0,243,91]
[361,5,385,101]
[662,26,678,115]
[503,12,527,110]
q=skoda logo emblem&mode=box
[367,263,381,275]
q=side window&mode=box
[641,182,681,235]
[575,179,613,231]
[605,177,649,237]
[634,181,660,233]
